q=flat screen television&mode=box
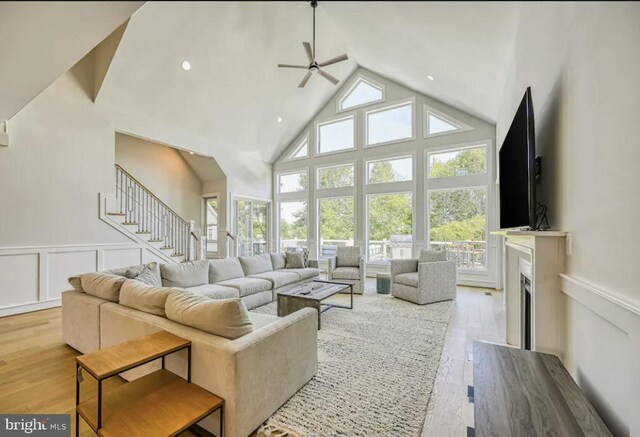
[499,87,536,229]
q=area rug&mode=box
[252,293,453,437]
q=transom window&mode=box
[366,156,413,184]
[288,136,308,160]
[338,77,384,111]
[278,171,307,193]
[366,102,413,146]
[428,145,487,178]
[424,105,473,138]
[317,116,355,155]
[317,163,355,189]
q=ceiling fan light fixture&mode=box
[310,65,319,74]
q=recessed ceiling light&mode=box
[189,151,194,155]
[180,60,191,71]
[427,75,435,81]
[277,117,283,123]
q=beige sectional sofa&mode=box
[62,253,320,437]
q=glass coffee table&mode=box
[277,279,355,329]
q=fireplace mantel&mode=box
[500,231,566,357]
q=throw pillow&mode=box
[129,262,162,287]
[285,252,305,269]
[165,292,254,340]
[80,273,127,302]
[119,279,179,317]
[160,259,209,288]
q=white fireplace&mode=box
[499,230,566,357]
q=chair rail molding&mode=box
[560,273,640,337]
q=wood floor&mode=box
[0,285,504,437]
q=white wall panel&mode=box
[48,250,98,299]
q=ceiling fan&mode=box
[278,1,349,88]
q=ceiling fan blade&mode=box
[303,42,314,63]
[318,69,339,85]
[318,53,349,67]
[278,64,308,69]
[298,71,312,88]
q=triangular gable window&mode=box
[339,77,384,111]
[287,136,308,160]
[424,105,474,138]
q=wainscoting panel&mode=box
[560,273,640,437]
[0,243,144,317]
[0,253,39,308]
[48,250,97,301]
[102,247,142,270]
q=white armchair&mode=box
[327,246,365,294]
[390,249,456,305]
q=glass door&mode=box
[204,196,218,256]
[234,198,270,256]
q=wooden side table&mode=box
[75,331,224,437]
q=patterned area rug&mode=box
[252,293,453,437]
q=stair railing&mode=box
[114,164,199,261]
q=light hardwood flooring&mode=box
[0,284,504,437]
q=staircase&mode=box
[100,165,203,263]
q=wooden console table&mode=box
[473,341,611,436]
[75,331,224,437]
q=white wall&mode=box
[115,133,203,229]
[496,3,640,435]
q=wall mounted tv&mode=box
[499,87,536,229]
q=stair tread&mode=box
[148,239,164,242]
[123,222,139,225]
[160,247,175,250]
[108,212,126,216]
[135,231,151,234]
[171,254,185,257]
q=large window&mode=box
[428,187,487,271]
[318,196,354,258]
[235,199,269,256]
[279,201,308,251]
[428,146,486,178]
[317,116,355,155]
[367,193,413,262]
[317,163,354,189]
[278,171,307,193]
[365,102,413,146]
[367,156,413,184]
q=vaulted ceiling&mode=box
[3,1,518,171]
[99,1,518,165]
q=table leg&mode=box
[220,404,224,437]
[97,379,102,430]
[316,301,321,330]
[75,364,80,437]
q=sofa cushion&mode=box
[165,292,253,340]
[119,279,178,317]
[270,253,286,270]
[209,258,245,283]
[80,273,127,302]
[160,260,209,288]
[336,246,361,267]
[248,271,300,288]
[394,272,419,288]
[277,268,320,281]
[216,277,272,297]
[68,264,144,292]
[128,262,162,287]
[332,266,360,281]
[419,249,447,263]
[239,253,273,275]
[285,252,305,269]
[184,284,240,300]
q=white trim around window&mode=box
[284,132,310,162]
[316,114,356,156]
[364,98,416,148]
[423,103,474,139]
[336,73,386,113]
[276,168,309,195]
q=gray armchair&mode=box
[327,246,365,294]
[390,249,456,304]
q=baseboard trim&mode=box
[559,273,640,336]
[0,298,61,318]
